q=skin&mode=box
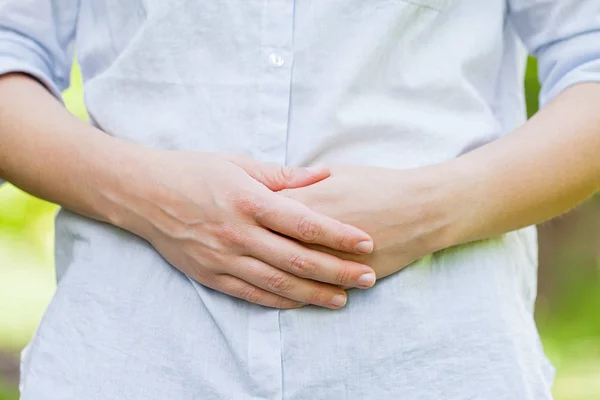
[2,72,599,309]
[280,165,451,280]
[283,83,600,280]
[0,73,378,310]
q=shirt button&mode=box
[269,53,285,67]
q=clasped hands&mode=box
[131,151,451,310]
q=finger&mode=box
[245,228,376,289]
[253,196,374,255]
[207,274,306,310]
[234,256,349,309]
[228,155,330,191]
[256,164,330,191]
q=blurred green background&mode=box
[0,59,599,399]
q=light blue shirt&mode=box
[2,1,600,399]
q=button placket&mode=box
[252,1,295,166]
[247,2,296,400]
[256,48,294,165]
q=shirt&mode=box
[2,0,600,399]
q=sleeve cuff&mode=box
[0,39,67,185]
[0,57,64,101]
[538,30,600,107]
[0,37,65,101]
[540,59,600,107]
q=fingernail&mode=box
[330,294,347,308]
[356,241,373,254]
[357,273,376,288]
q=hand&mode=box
[118,152,377,309]
[280,165,452,281]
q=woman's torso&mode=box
[21,1,554,399]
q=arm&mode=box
[447,83,600,246]
[282,83,600,280]
[282,1,600,279]
[0,74,379,309]
[0,3,377,309]
[428,0,600,254]
[455,0,600,240]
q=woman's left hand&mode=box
[280,165,455,281]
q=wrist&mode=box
[93,139,163,238]
[431,158,487,248]
[391,162,472,253]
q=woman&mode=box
[1,0,599,398]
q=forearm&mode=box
[0,73,379,308]
[442,83,600,246]
[0,73,153,232]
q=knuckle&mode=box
[296,217,321,242]
[193,270,215,286]
[288,254,316,276]
[215,223,244,246]
[239,285,263,304]
[273,296,289,309]
[335,229,351,250]
[265,272,292,293]
[308,288,327,305]
[335,265,352,285]
[233,194,266,216]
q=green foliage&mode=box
[525,57,541,117]
[0,185,56,351]
[0,379,19,400]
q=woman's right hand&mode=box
[115,151,377,309]
[0,75,374,309]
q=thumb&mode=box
[257,164,331,191]
[227,155,330,191]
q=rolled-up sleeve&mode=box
[509,0,600,107]
[0,0,79,97]
[0,0,79,185]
